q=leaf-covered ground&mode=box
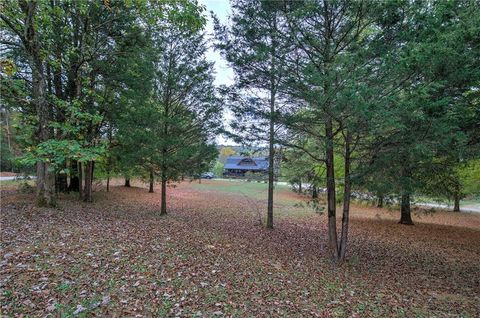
[1,179,479,317]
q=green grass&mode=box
[193,180,316,218]
[461,197,480,206]
[0,179,35,192]
[414,194,480,206]
[53,295,103,318]
[56,282,73,293]
[192,179,281,199]
[0,179,33,185]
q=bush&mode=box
[245,171,267,182]
[213,161,224,177]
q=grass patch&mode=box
[193,180,315,218]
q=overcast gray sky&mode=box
[198,0,235,145]
[199,0,234,87]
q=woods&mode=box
[1,0,480,315]
[2,0,479,258]
[1,0,216,209]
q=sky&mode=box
[198,0,236,145]
[199,0,234,87]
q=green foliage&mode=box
[244,171,267,182]
[458,160,480,198]
[115,9,221,183]
[214,0,288,144]
[1,0,214,197]
[20,139,106,171]
[218,147,237,164]
[213,161,224,178]
[0,130,15,171]
[357,0,480,204]
[1,0,478,213]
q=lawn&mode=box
[1,179,479,317]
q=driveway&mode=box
[0,176,36,181]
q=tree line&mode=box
[1,0,479,263]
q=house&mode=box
[223,156,269,177]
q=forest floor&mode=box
[1,179,479,317]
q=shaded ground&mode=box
[1,179,479,317]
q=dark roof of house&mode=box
[224,156,269,171]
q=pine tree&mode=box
[214,0,290,228]
[117,15,221,215]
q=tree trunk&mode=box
[36,161,46,206]
[124,177,131,187]
[298,180,302,194]
[56,172,68,193]
[33,94,55,206]
[399,194,414,225]
[453,181,461,212]
[106,173,110,192]
[312,185,318,199]
[266,75,276,229]
[265,14,278,230]
[53,49,63,99]
[68,160,80,191]
[19,1,56,207]
[44,162,56,206]
[149,170,154,193]
[453,194,460,212]
[266,145,274,229]
[266,126,275,229]
[160,177,167,215]
[78,161,83,200]
[325,119,338,259]
[46,61,53,94]
[4,109,13,172]
[37,161,55,207]
[338,132,351,261]
[55,161,68,193]
[377,195,384,208]
[160,95,169,215]
[83,161,93,202]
